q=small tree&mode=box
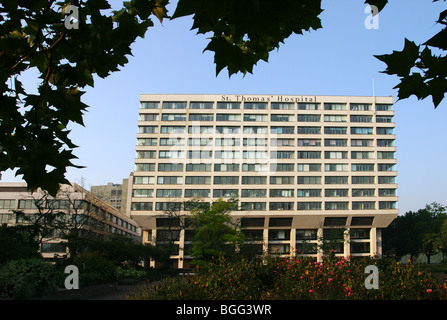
[189,198,244,267]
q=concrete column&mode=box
[317,228,324,262]
[344,228,350,259]
[370,227,377,257]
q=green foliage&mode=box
[0,258,58,299]
[0,224,40,264]
[129,254,447,300]
[189,198,244,267]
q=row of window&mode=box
[133,188,396,198]
[131,201,397,211]
[140,113,393,123]
[136,163,396,172]
[133,176,397,185]
[141,101,393,111]
[137,150,396,160]
[138,138,394,147]
[138,125,394,135]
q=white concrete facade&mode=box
[129,94,398,268]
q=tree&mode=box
[189,198,244,267]
[1,0,445,196]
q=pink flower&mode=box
[426,289,433,293]
[328,278,333,282]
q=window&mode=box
[269,229,290,240]
[324,103,346,110]
[0,199,15,209]
[136,163,156,171]
[216,114,241,121]
[190,102,214,109]
[216,138,240,146]
[272,163,294,172]
[378,151,395,159]
[377,139,394,147]
[379,189,396,197]
[352,201,375,210]
[131,202,153,211]
[325,189,348,197]
[187,150,212,159]
[241,202,266,211]
[215,151,239,159]
[324,115,346,122]
[296,229,318,240]
[271,151,294,159]
[297,114,320,122]
[324,151,347,159]
[216,126,240,134]
[243,114,267,121]
[133,176,154,184]
[243,151,268,159]
[185,176,211,184]
[159,150,184,159]
[138,138,157,146]
[270,189,294,197]
[213,189,238,197]
[184,189,210,197]
[325,163,348,172]
[297,176,321,184]
[377,127,394,135]
[188,138,213,146]
[352,189,375,197]
[376,116,393,123]
[215,164,240,172]
[297,164,321,171]
[350,103,371,111]
[376,104,393,111]
[378,176,396,184]
[156,189,182,198]
[242,164,268,172]
[350,115,372,123]
[324,139,347,147]
[242,176,267,184]
[270,176,294,184]
[243,126,268,134]
[214,176,239,184]
[324,176,348,184]
[352,176,375,184]
[297,103,319,110]
[161,113,186,121]
[297,202,321,210]
[271,138,295,146]
[351,139,373,147]
[188,126,213,134]
[244,102,267,109]
[139,126,158,134]
[270,202,294,210]
[297,189,321,197]
[216,102,240,109]
[159,138,185,146]
[297,151,321,159]
[271,114,295,122]
[297,126,321,134]
[162,102,187,109]
[271,102,294,110]
[325,202,349,210]
[271,126,294,134]
[351,151,374,159]
[244,138,267,146]
[241,189,267,197]
[297,139,320,147]
[132,189,153,197]
[157,176,183,184]
[160,126,185,134]
[351,164,374,172]
[189,114,213,121]
[140,114,159,121]
[137,151,156,159]
[186,164,211,172]
[351,127,373,135]
[324,127,346,134]
[141,101,159,109]
[155,202,182,211]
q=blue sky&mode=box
[3,0,446,214]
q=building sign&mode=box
[221,95,318,103]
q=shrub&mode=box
[72,251,117,286]
[0,258,58,299]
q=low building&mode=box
[0,182,141,260]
